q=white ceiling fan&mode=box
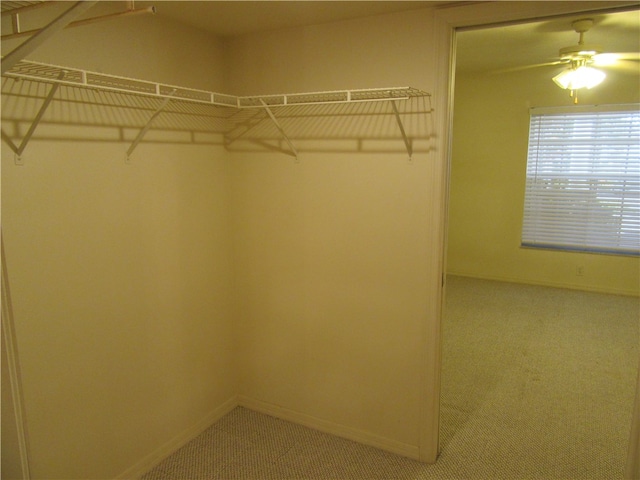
[495,18,640,75]
[554,19,637,70]
[537,18,639,102]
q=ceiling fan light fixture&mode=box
[553,65,606,90]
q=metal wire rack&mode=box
[2,59,432,162]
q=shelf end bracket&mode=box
[1,130,23,165]
[2,71,66,164]
[126,89,176,163]
[391,100,413,162]
[259,99,299,162]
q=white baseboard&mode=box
[116,394,422,478]
[237,395,420,461]
[116,395,238,479]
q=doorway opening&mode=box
[439,9,640,477]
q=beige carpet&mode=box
[142,276,639,479]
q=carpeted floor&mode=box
[142,276,639,479]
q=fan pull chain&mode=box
[569,89,579,104]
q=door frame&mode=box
[2,234,31,478]
[429,0,640,468]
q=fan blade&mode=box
[490,60,566,75]
[593,52,640,66]
[603,59,640,74]
[615,52,640,61]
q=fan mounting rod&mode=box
[559,18,602,60]
[572,18,594,40]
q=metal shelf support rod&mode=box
[260,99,299,160]
[1,130,20,157]
[391,100,413,161]
[2,70,66,164]
[126,89,177,162]
[224,110,268,146]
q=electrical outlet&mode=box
[576,265,585,276]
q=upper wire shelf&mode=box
[1,1,45,14]
[2,59,432,161]
[4,60,240,107]
[4,60,429,109]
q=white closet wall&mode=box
[1,8,235,479]
[1,2,226,90]
[3,5,447,476]
[5,1,624,477]
[226,8,442,456]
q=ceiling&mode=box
[456,8,640,74]
[137,1,451,38]
[4,2,637,75]
[137,1,638,75]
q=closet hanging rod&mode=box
[3,60,430,110]
[1,2,97,75]
[2,6,156,40]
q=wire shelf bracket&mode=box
[260,99,299,162]
[1,70,66,165]
[224,110,269,147]
[126,89,177,163]
[391,100,413,162]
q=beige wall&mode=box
[4,1,636,478]
[223,8,435,95]
[231,152,432,452]
[2,5,445,476]
[448,63,640,296]
[224,7,445,459]
[1,142,236,479]
[0,2,225,91]
[1,8,235,479]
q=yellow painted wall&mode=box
[2,4,447,475]
[2,143,235,479]
[224,8,444,457]
[231,152,431,450]
[4,1,633,477]
[1,7,235,479]
[222,9,436,95]
[448,62,640,296]
[0,2,225,90]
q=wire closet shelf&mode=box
[4,60,428,107]
[2,59,432,161]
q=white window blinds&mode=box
[522,105,640,256]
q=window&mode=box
[522,105,640,256]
